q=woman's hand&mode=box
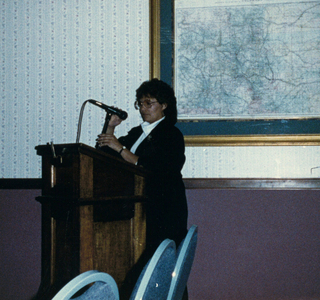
[108,113,123,128]
[97,133,139,165]
[96,133,122,152]
[99,111,123,143]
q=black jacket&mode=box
[105,118,188,249]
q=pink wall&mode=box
[186,189,320,300]
[0,190,41,300]
[1,188,320,300]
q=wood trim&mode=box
[184,134,320,147]
[0,178,42,189]
[149,0,160,79]
[1,178,320,190]
[183,178,320,190]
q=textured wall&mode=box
[1,0,319,179]
[1,0,149,178]
[183,146,320,178]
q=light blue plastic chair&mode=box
[129,239,176,300]
[51,270,119,300]
[167,225,198,300]
[52,239,177,300]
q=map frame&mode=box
[151,0,320,145]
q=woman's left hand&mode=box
[96,134,122,152]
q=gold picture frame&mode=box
[149,0,320,147]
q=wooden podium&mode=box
[35,143,149,298]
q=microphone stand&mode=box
[95,111,112,149]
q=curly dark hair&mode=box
[136,78,177,125]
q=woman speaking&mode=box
[96,78,188,254]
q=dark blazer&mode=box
[105,118,188,250]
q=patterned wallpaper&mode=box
[183,146,320,178]
[1,0,148,178]
[1,0,319,178]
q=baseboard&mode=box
[1,178,319,190]
[183,178,320,189]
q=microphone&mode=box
[88,99,128,120]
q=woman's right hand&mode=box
[108,113,123,127]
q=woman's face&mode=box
[138,96,167,124]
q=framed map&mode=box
[174,0,320,120]
[152,0,320,145]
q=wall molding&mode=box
[1,178,319,190]
[0,179,42,189]
[184,134,320,147]
[183,178,320,190]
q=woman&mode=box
[97,78,188,253]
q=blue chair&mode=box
[52,239,177,300]
[51,270,119,300]
[167,225,198,300]
[129,239,176,300]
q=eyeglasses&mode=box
[135,99,158,110]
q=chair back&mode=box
[167,225,198,300]
[52,270,119,300]
[130,239,176,300]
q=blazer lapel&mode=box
[135,119,168,156]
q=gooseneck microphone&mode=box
[88,99,128,120]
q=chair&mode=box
[129,239,176,300]
[166,225,198,300]
[52,239,176,300]
[51,270,119,300]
